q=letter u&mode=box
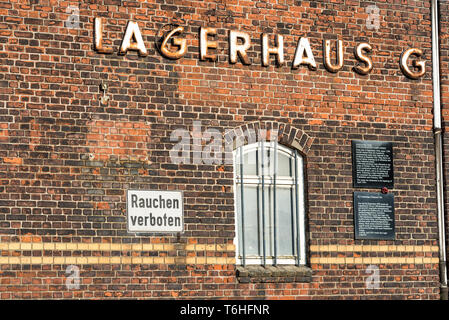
[323,39,344,73]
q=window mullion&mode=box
[298,156,306,265]
[294,150,300,266]
[273,140,278,266]
[239,145,246,267]
[260,140,266,267]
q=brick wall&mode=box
[0,0,442,299]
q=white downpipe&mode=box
[431,0,448,300]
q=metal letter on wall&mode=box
[229,30,251,65]
[159,26,187,60]
[119,21,148,56]
[261,34,285,67]
[94,17,113,54]
[200,27,218,61]
[292,37,317,70]
[353,43,373,75]
[400,48,426,79]
[323,39,344,73]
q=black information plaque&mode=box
[352,140,394,188]
[353,192,395,240]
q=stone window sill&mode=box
[236,265,312,283]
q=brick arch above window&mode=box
[224,121,314,156]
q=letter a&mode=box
[293,37,316,70]
[119,21,148,56]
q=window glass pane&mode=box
[262,186,273,257]
[277,151,292,177]
[237,184,259,256]
[242,149,257,176]
[261,147,271,177]
[276,186,295,256]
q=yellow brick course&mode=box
[309,244,440,265]
[309,244,439,253]
[310,257,439,264]
[0,242,437,265]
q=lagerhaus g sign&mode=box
[93,18,426,80]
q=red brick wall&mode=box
[0,0,442,299]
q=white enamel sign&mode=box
[127,190,183,233]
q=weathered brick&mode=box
[0,0,443,301]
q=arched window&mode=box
[233,141,306,266]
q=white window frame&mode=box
[233,141,306,266]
